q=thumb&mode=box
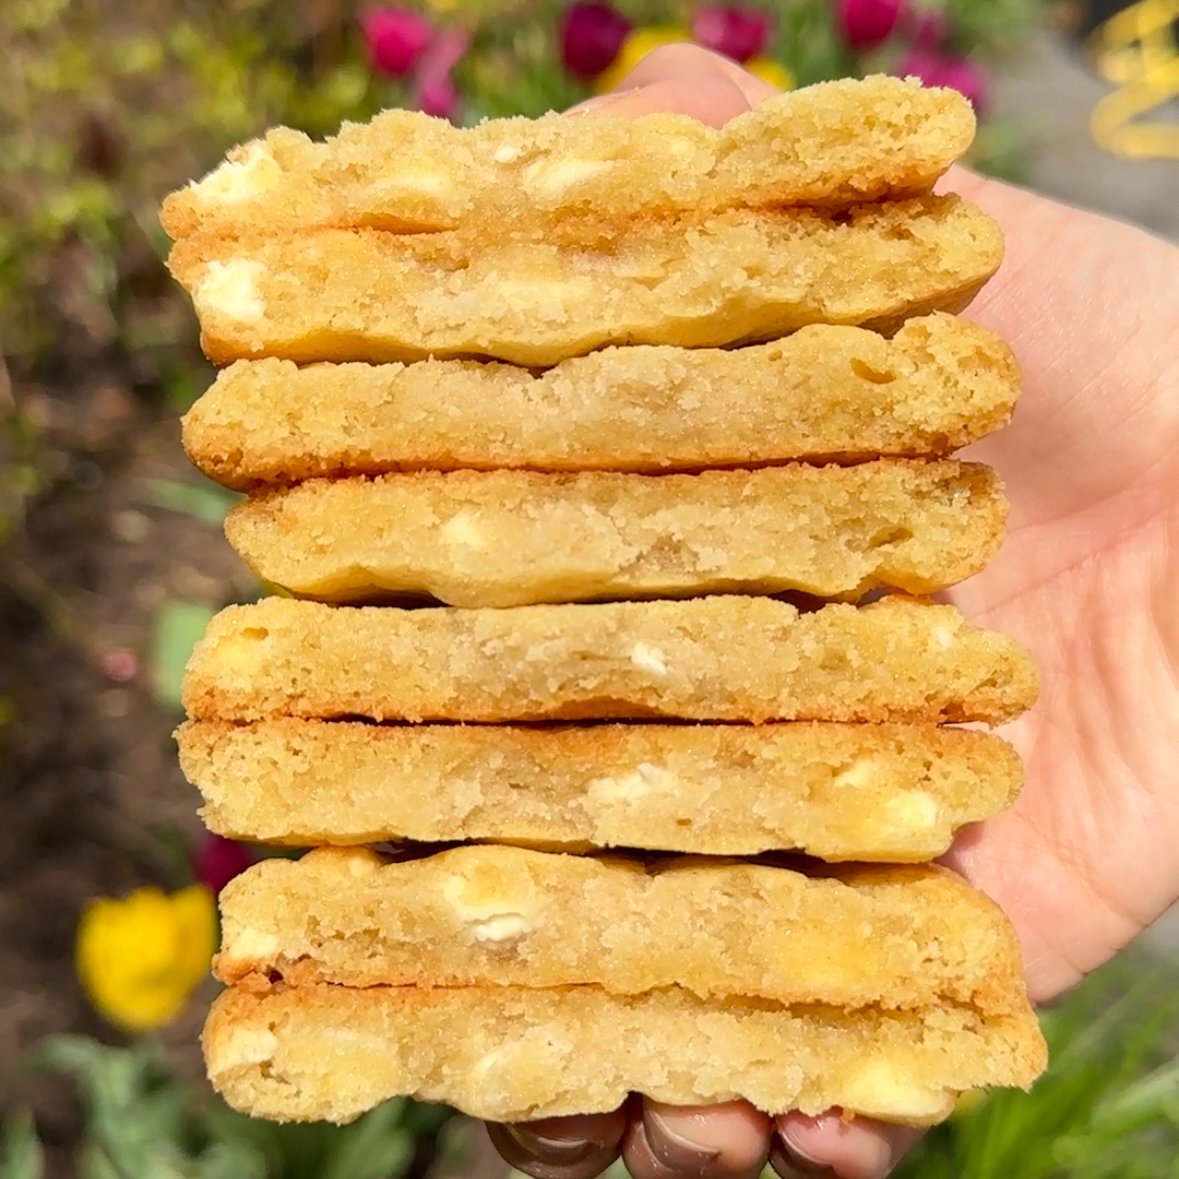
[567,43,779,126]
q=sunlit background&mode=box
[1,1,1176,1175]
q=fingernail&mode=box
[502,1125,595,1162]
[564,88,644,116]
[770,1131,834,1177]
[774,1117,897,1179]
[643,1108,723,1168]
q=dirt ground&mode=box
[1,19,1175,1169]
[0,379,252,1138]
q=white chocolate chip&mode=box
[933,624,956,650]
[630,643,669,677]
[441,512,486,549]
[832,758,872,788]
[199,144,281,203]
[372,167,452,197]
[884,790,940,830]
[587,762,674,801]
[196,259,266,324]
[217,1027,278,1067]
[523,157,612,199]
[492,143,521,164]
[227,927,281,959]
[442,875,537,939]
[347,852,380,877]
[841,1060,951,1120]
[471,913,532,943]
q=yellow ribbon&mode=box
[1088,0,1179,158]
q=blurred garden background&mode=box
[1,0,1177,1176]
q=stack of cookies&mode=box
[165,76,1046,1128]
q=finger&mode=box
[623,1100,770,1179]
[487,1109,628,1179]
[614,44,781,106]
[567,44,779,127]
[771,1113,922,1179]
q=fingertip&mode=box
[772,1112,923,1179]
[564,43,776,127]
[487,1109,628,1179]
[631,1099,770,1179]
[618,43,781,107]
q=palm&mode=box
[939,171,1179,1004]
[487,61,1179,1179]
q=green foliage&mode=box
[147,479,242,528]
[2,0,388,371]
[14,1035,449,1179]
[895,949,1179,1179]
[150,599,218,710]
[0,1110,43,1179]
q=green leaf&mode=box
[0,1110,43,1179]
[193,1141,269,1179]
[146,479,241,528]
[150,599,216,710]
[319,1102,412,1179]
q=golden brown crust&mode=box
[161,77,975,239]
[181,315,1020,489]
[215,846,1026,1015]
[178,718,1022,861]
[180,594,1038,725]
[203,983,1047,1125]
[167,197,1003,367]
[222,462,1007,607]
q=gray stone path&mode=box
[994,33,1178,237]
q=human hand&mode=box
[489,43,1179,1179]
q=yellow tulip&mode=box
[76,884,216,1033]
[595,26,692,93]
[746,57,795,91]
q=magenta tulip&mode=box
[910,9,948,51]
[691,5,772,63]
[412,29,468,120]
[896,50,989,113]
[837,0,905,50]
[926,55,989,112]
[561,2,633,78]
[361,6,434,78]
[416,73,460,118]
[193,836,254,896]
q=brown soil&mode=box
[0,364,254,1143]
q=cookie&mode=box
[167,197,1003,367]
[181,315,1019,490]
[181,595,1038,724]
[178,718,1022,861]
[215,846,1025,1015]
[204,983,1047,1125]
[161,76,974,239]
[223,462,1006,607]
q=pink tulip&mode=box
[361,6,434,78]
[411,29,469,120]
[416,72,461,118]
[691,5,772,63]
[193,836,254,896]
[561,2,633,78]
[895,50,989,113]
[910,9,947,51]
[837,0,906,50]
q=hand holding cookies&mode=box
[163,40,1179,1179]
[483,44,1179,1179]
